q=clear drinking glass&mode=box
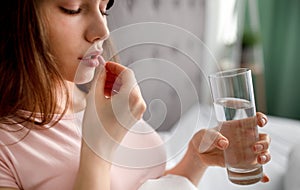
[208,68,262,185]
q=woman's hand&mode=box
[95,61,146,137]
[82,61,146,158]
[75,61,146,190]
[190,112,271,183]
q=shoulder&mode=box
[0,122,23,189]
[0,121,30,147]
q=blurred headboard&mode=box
[107,0,206,131]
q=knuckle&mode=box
[130,92,140,105]
[138,101,146,116]
[137,98,146,112]
[264,141,270,149]
[129,93,146,118]
[125,68,135,77]
[140,100,147,114]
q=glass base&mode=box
[227,166,263,185]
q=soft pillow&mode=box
[138,175,198,190]
[284,143,300,190]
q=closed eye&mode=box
[101,10,109,16]
[60,7,82,15]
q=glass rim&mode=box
[208,68,250,79]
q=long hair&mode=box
[0,0,117,128]
[0,0,68,126]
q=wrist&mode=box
[80,140,112,169]
[74,141,111,189]
[165,142,208,186]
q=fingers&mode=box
[105,61,137,94]
[92,65,107,100]
[104,67,122,97]
[257,152,271,164]
[103,61,125,96]
[253,133,271,165]
[261,173,270,183]
[83,64,106,103]
[94,61,134,97]
[91,61,134,99]
[256,112,268,127]
[105,61,128,75]
[255,113,271,167]
[104,61,146,122]
[253,134,271,152]
[196,129,229,153]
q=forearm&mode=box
[164,143,208,186]
[73,140,111,190]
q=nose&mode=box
[85,13,110,43]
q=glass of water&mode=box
[208,68,262,185]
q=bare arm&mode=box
[164,140,208,185]
[164,128,225,185]
[73,141,111,190]
[74,62,146,189]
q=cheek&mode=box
[48,26,82,81]
[60,61,79,82]
[50,44,79,82]
[42,7,85,81]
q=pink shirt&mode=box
[0,112,166,190]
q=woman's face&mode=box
[39,0,110,82]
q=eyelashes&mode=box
[60,7,82,15]
[102,11,109,16]
[106,0,114,10]
[59,0,114,16]
[60,7,109,16]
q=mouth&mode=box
[79,50,105,67]
[80,50,102,60]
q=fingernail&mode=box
[262,176,270,183]
[217,139,228,149]
[254,144,263,152]
[260,118,266,126]
[260,155,267,163]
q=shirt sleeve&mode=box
[0,157,19,189]
[138,175,199,190]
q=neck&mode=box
[58,81,87,114]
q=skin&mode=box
[43,0,110,82]
[0,0,271,189]
[165,112,270,185]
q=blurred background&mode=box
[257,0,300,120]
[106,0,300,190]
[107,0,300,129]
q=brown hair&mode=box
[0,0,68,126]
[0,0,118,128]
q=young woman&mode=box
[0,0,271,189]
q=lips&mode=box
[80,57,100,67]
[79,51,106,67]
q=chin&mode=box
[74,64,96,84]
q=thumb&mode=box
[86,64,107,102]
[104,61,137,95]
[196,129,229,153]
